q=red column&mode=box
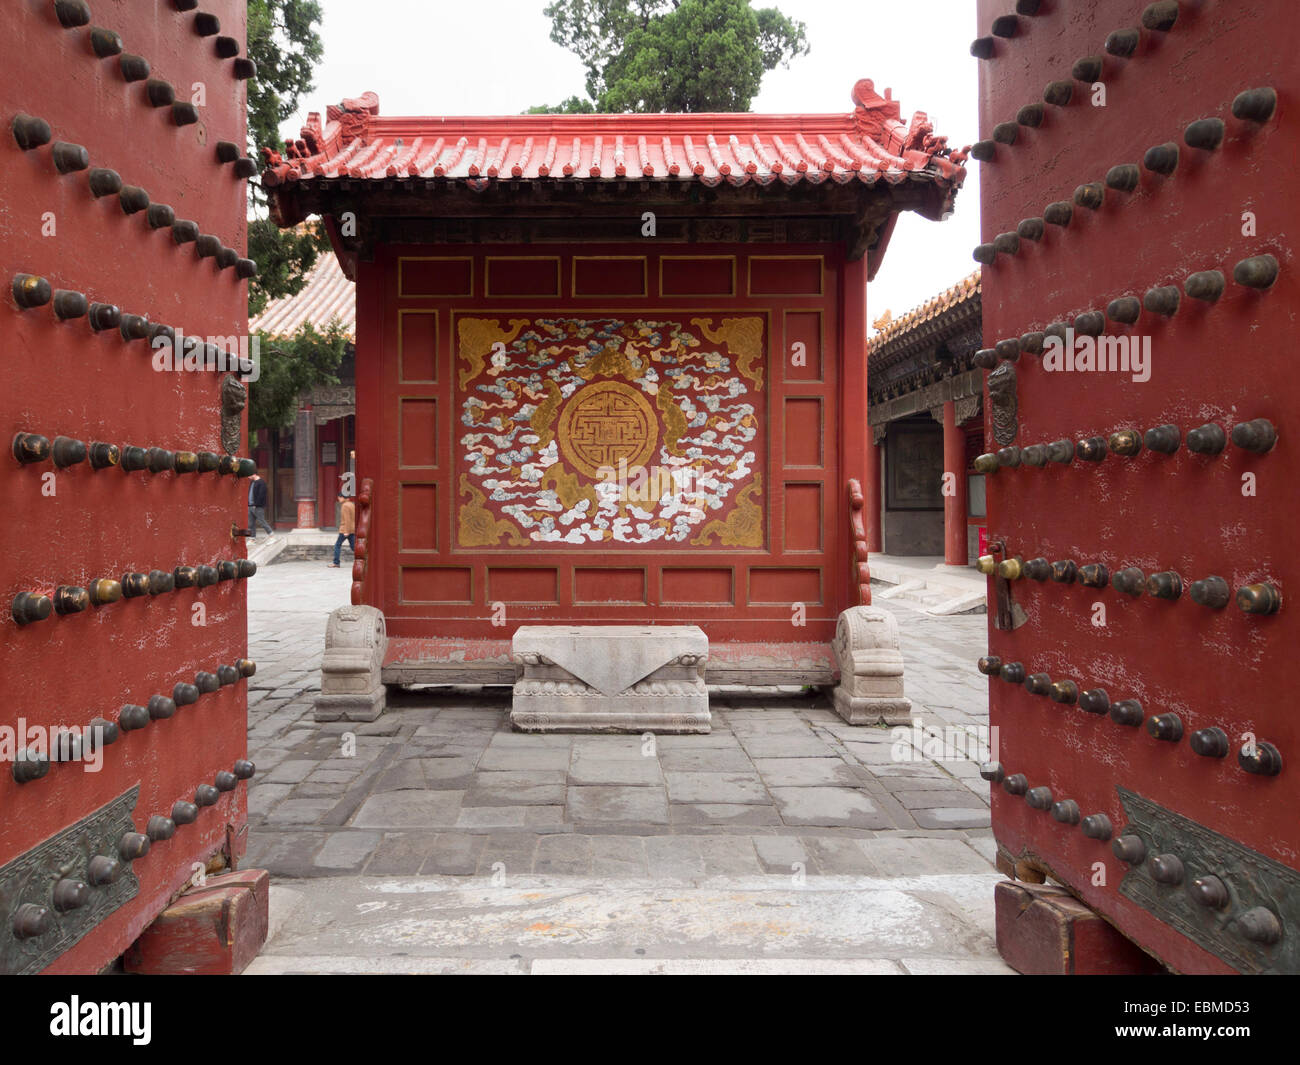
[354,257,385,610]
[293,403,318,529]
[943,400,968,565]
[842,255,882,554]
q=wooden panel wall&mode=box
[357,244,851,644]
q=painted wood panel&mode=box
[366,246,849,642]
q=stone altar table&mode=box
[510,625,710,734]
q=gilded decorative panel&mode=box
[454,315,767,549]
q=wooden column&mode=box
[943,400,968,566]
[843,255,882,554]
[293,404,318,529]
[354,257,385,610]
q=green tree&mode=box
[526,96,598,115]
[535,0,808,113]
[246,0,330,317]
[249,321,350,441]
[243,2,342,455]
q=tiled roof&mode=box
[260,82,966,193]
[249,251,355,338]
[868,269,981,352]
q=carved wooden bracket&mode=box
[847,479,871,606]
[350,477,374,607]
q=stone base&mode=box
[832,687,912,726]
[381,638,835,687]
[510,624,710,734]
[317,604,388,722]
[511,687,711,734]
[830,605,912,726]
[314,687,386,722]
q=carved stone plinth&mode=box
[315,605,387,722]
[830,605,912,725]
[510,625,710,733]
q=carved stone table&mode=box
[510,625,710,733]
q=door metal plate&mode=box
[0,786,141,975]
[1117,787,1298,974]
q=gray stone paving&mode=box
[244,562,994,882]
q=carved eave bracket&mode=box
[868,368,983,435]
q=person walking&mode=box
[331,493,355,568]
[248,474,274,539]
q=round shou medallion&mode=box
[555,380,659,479]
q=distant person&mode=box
[331,494,355,568]
[248,474,274,539]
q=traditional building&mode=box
[262,83,964,708]
[867,270,985,564]
[248,250,357,530]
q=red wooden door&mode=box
[976,0,1298,972]
[1,1,254,972]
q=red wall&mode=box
[977,0,1297,972]
[356,243,863,645]
[2,0,251,972]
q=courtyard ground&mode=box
[242,560,1010,974]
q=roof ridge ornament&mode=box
[851,79,902,146]
[852,78,961,177]
[325,91,380,147]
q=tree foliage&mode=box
[249,321,350,435]
[246,0,330,316]
[243,1,341,452]
[526,96,598,115]
[535,0,808,113]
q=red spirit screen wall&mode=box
[357,244,851,648]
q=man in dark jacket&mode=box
[248,474,274,538]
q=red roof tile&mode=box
[249,251,355,338]
[261,82,967,195]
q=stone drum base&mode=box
[316,605,388,723]
[510,625,710,734]
[831,605,912,726]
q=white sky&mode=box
[281,0,982,331]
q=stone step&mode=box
[264,530,355,563]
[248,535,287,567]
[278,544,354,563]
[869,559,986,615]
[875,579,925,601]
[246,955,1010,975]
[925,590,989,616]
[886,586,950,608]
[245,875,1012,974]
